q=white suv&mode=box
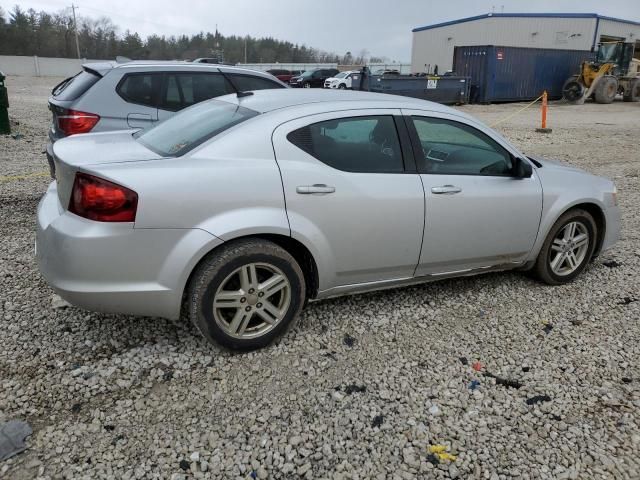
[324,71,359,89]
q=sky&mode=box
[2,0,639,61]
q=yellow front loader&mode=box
[563,42,640,104]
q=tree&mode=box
[0,5,388,63]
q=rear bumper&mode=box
[601,205,621,253]
[36,182,223,320]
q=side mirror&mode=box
[513,157,533,178]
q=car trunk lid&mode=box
[52,130,162,211]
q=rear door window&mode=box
[288,116,404,173]
[52,71,100,101]
[160,73,233,111]
[229,74,284,91]
[117,73,163,108]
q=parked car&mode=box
[289,68,339,88]
[46,61,287,175]
[266,69,294,83]
[37,89,620,350]
[324,70,359,89]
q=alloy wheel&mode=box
[549,221,590,276]
[212,263,291,339]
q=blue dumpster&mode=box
[453,45,594,103]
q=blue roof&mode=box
[412,13,640,32]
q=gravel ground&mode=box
[1,75,639,480]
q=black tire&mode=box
[303,82,311,89]
[188,239,306,350]
[594,76,618,104]
[562,76,585,104]
[622,78,640,102]
[338,83,347,90]
[533,209,597,285]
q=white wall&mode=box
[412,17,597,72]
[237,63,338,72]
[597,18,640,43]
[238,62,412,74]
[0,56,107,77]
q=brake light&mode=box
[69,173,138,222]
[58,109,100,135]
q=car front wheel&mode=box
[189,239,306,349]
[533,209,597,284]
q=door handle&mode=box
[431,185,462,195]
[296,184,336,195]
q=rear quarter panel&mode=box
[70,69,143,132]
[90,119,290,239]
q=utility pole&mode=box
[71,3,81,59]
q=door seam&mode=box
[413,175,427,277]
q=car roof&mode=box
[214,89,463,116]
[81,61,278,79]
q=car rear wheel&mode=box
[533,209,597,285]
[189,239,306,349]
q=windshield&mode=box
[597,43,622,63]
[335,72,348,78]
[136,100,259,156]
[301,70,315,78]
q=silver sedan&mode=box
[36,90,620,349]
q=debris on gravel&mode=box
[526,395,552,406]
[483,371,524,389]
[1,76,639,479]
[0,420,32,461]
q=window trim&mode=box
[406,115,517,177]
[227,73,284,92]
[287,114,411,175]
[116,72,163,109]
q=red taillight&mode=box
[69,173,138,222]
[58,109,100,135]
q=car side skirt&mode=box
[313,261,525,301]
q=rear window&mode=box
[135,100,258,156]
[52,70,100,100]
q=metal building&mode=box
[411,13,640,73]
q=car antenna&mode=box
[216,70,252,98]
